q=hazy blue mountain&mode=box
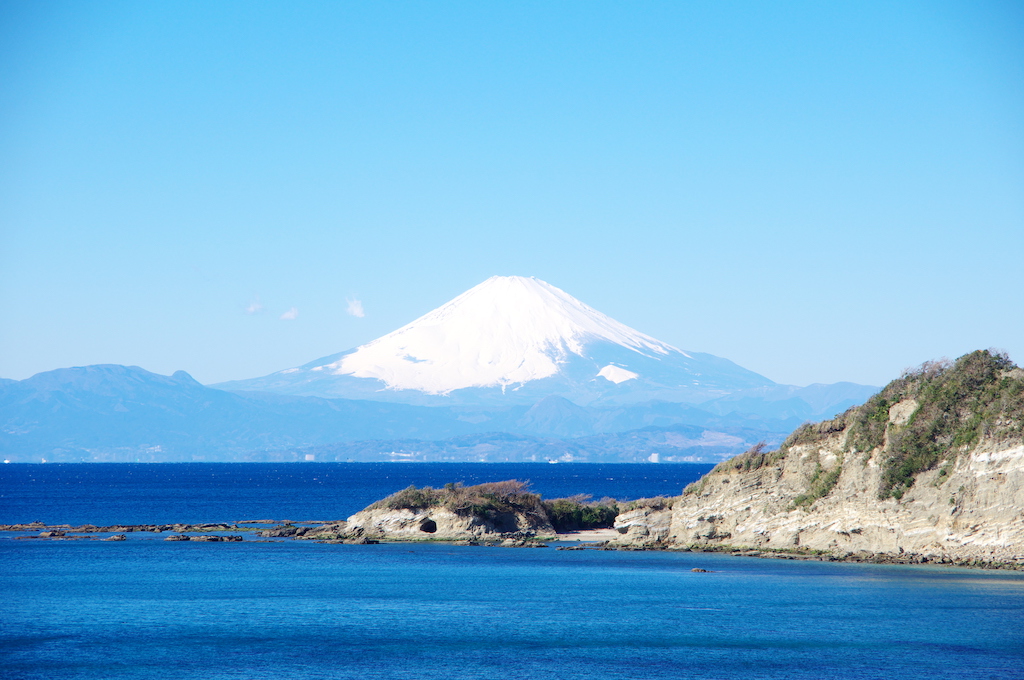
[1,364,808,463]
[1,272,879,463]
[0,365,483,462]
[255,424,785,464]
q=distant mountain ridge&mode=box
[0,365,479,462]
[268,425,785,465]
[1,363,845,463]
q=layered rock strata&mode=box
[613,351,1024,566]
[612,503,673,546]
[344,504,554,541]
[656,439,1024,565]
[339,481,556,542]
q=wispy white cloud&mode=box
[245,295,264,315]
[346,297,365,318]
[280,307,299,320]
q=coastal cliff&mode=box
[615,351,1024,565]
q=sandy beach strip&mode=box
[555,528,621,542]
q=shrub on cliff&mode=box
[797,349,1022,500]
[619,496,673,511]
[868,350,1024,499]
[690,349,1024,504]
[542,495,618,532]
[793,462,843,508]
[708,441,785,475]
[369,480,546,517]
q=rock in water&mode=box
[344,481,555,541]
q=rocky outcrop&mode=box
[341,481,556,541]
[298,521,349,540]
[0,522,242,534]
[346,504,554,541]
[667,437,1024,565]
[620,351,1024,566]
[611,501,673,547]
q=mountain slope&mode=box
[216,275,776,405]
[0,279,878,462]
[0,365,484,461]
[333,275,679,393]
[0,364,791,463]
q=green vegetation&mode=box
[689,350,1024,506]
[369,480,546,517]
[542,495,619,532]
[710,441,785,475]
[846,392,896,454]
[837,350,1024,499]
[792,463,843,508]
[369,480,621,531]
[876,350,1019,499]
[618,496,673,512]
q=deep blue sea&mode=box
[3,463,1024,679]
[0,462,712,526]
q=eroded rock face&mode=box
[665,431,1024,564]
[345,506,555,541]
[301,521,349,540]
[611,506,673,547]
[611,353,1024,565]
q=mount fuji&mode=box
[2,276,879,462]
[217,276,779,406]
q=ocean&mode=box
[0,462,712,526]
[3,463,1024,679]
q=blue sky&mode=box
[1,1,1022,387]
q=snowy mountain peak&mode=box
[314,276,683,395]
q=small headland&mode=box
[336,481,624,546]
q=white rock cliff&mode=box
[614,351,1024,566]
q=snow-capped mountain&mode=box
[216,276,776,405]
[327,275,675,394]
[4,277,880,461]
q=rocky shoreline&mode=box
[4,519,1023,570]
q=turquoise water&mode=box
[2,463,1024,678]
[3,540,1024,679]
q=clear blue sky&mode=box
[2,1,1022,388]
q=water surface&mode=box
[2,463,1022,679]
[0,462,712,525]
[3,541,1023,679]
